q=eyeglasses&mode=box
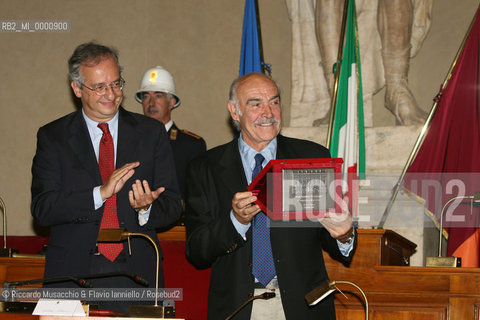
[81,78,125,95]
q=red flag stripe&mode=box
[452,229,480,267]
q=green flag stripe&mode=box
[329,0,365,180]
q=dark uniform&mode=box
[168,122,206,224]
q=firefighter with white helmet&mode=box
[136,66,206,224]
[136,66,180,109]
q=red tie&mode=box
[97,123,123,262]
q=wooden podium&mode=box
[326,229,480,320]
[2,229,480,319]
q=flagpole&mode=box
[253,0,268,76]
[326,0,350,148]
[377,6,479,229]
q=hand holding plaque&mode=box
[247,158,344,222]
[318,196,354,243]
[232,191,262,225]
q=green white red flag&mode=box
[329,0,366,197]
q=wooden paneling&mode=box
[157,226,186,241]
[2,315,39,320]
[0,257,45,289]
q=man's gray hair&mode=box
[228,73,281,131]
[68,42,123,86]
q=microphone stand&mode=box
[97,228,173,318]
[3,276,92,289]
[77,272,149,287]
[0,196,17,257]
[305,279,368,320]
[225,292,276,320]
[425,193,479,267]
[1,275,93,315]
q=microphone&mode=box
[131,274,149,287]
[3,276,92,289]
[261,292,276,300]
[225,291,276,320]
[78,272,149,287]
[3,272,148,290]
[384,243,409,265]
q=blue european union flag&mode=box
[239,0,262,75]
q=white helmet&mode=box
[135,66,180,108]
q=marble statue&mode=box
[286,0,433,127]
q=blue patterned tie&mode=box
[251,153,276,287]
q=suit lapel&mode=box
[275,135,294,159]
[116,108,140,167]
[67,108,140,186]
[68,111,101,184]
[218,139,248,195]
[270,136,297,233]
[218,136,291,194]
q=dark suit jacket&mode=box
[185,135,356,320]
[31,107,182,289]
[168,123,206,199]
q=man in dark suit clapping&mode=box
[31,42,182,313]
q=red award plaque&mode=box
[247,158,343,221]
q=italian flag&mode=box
[329,0,365,188]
